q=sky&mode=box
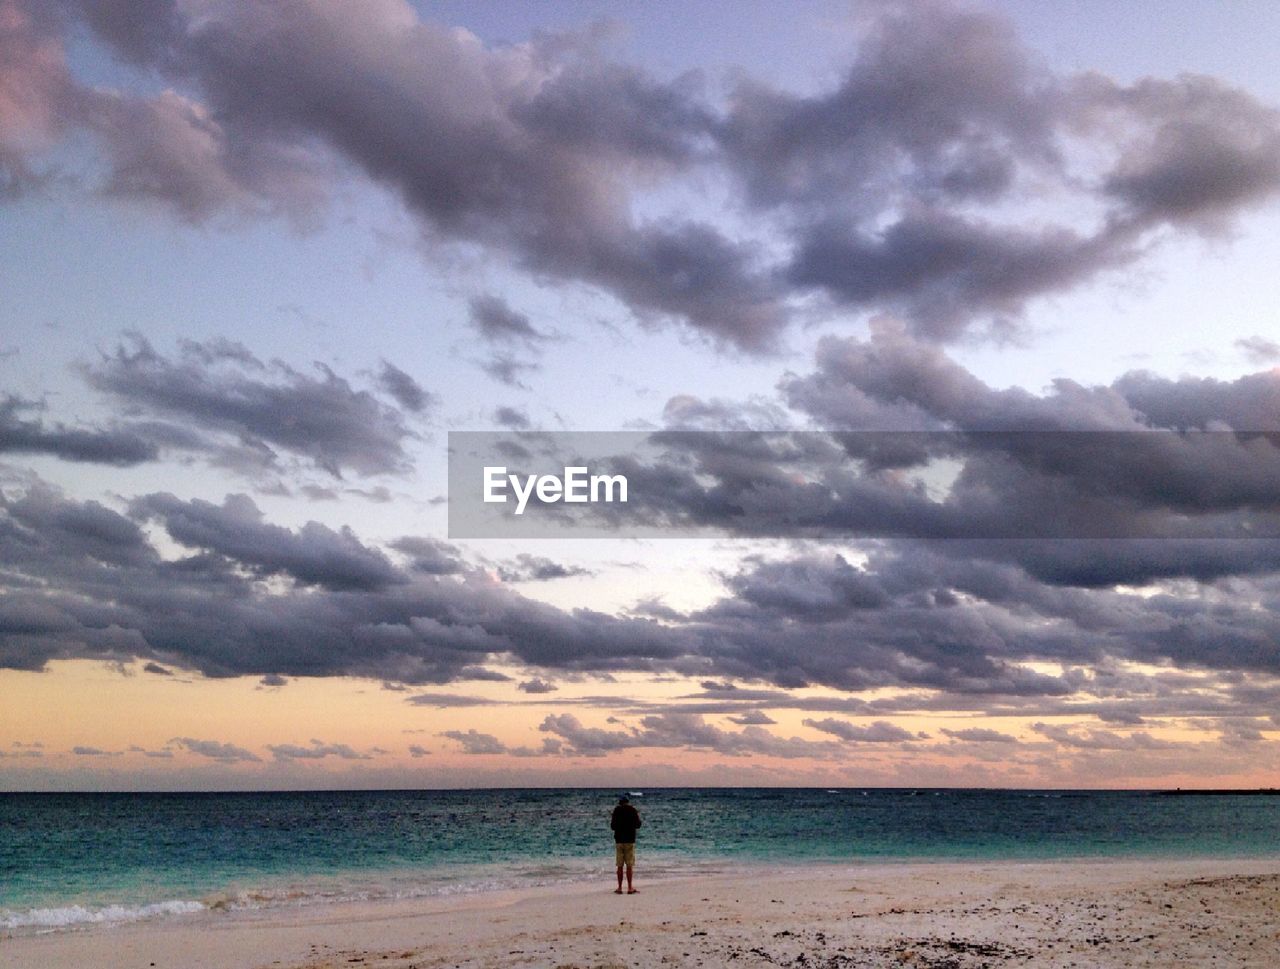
[3,0,1280,790]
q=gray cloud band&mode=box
[448,430,1280,539]
[9,478,1280,721]
[6,0,1280,349]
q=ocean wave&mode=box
[0,899,205,932]
[1,865,596,934]
[1,856,735,935]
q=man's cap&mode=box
[618,794,629,802]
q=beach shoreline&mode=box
[6,855,1280,968]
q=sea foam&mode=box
[1,899,206,932]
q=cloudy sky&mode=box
[4,0,1280,790]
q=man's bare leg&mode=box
[615,865,624,893]
[626,864,636,893]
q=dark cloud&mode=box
[720,1,1280,340]
[538,711,839,759]
[512,57,712,165]
[258,673,287,687]
[439,729,508,755]
[686,543,1280,702]
[482,353,539,389]
[406,693,494,708]
[170,737,261,762]
[1237,336,1280,365]
[783,318,1132,431]
[635,712,835,758]
[1095,707,1146,726]
[376,362,434,414]
[1092,74,1280,232]
[7,470,1280,726]
[388,536,465,575]
[129,745,174,759]
[786,212,1131,341]
[802,718,922,743]
[720,1,1053,214]
[726,710,776,725]
[561,323,1280,548]
[497,554,592,583]
[0,482,690,681]
[662,394,793,432]
[518,678,558,694]
[0,0,78,198]
[591,220,784,351]
[5,0,1271,347]
[493,406,532,430]
[81,2,780,348]
[1030,722,1180,751]
[1216,719,1269,748]
[63,0,180,66]
[72,745,117,756]
[13,1,756,350]
[0,395,158,466]
[469,296,548,346]
[89,87,332,224]
[722,554,890,621]
[939,727,1017,743]
[535,714,640,756]
[348,486,394,503]
[83,335,415,477]
[267,740,370,761]
[455,666,515,683]
[299,485,338,501]
[438,729,557,758]
[2,482,154,569]
[142,661,172,675]
[1112,369,1280,432]
[18,0,327,223]
[131,492,403,592]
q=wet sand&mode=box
[7,857,1280,968]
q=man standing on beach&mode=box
[611,795,641,894]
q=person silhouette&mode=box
[610,794,642,894]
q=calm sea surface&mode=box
[3,788,1278,931]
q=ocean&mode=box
[3,788,1279,933]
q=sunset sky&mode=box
[4,0,1280,790]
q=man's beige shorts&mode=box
[615,843,636,866]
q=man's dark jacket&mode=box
[611,803,642,843]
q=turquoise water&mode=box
[3,788,1279,931]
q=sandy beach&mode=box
[7,857,1280,968]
